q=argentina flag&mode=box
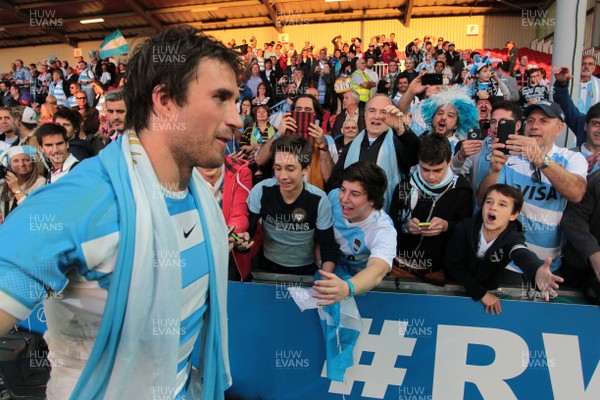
[99,29,129,59]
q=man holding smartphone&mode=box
[477,100,587,276]
[453,100,522,195]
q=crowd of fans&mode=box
[1,30,600,313]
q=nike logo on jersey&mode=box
[184,224,196,239]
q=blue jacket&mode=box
[553,81,586,146]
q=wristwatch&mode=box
[319,144,329,152]
[539,154,552,169]
[14,189,22,195]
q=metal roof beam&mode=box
[124,0,163,33]
[259,0,283,33]
[402,0,415,27]
[0,0,75,46]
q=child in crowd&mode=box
[445,184,563,314]
[244,135,338,275]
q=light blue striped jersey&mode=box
[328,189,397,275]
[499,145,587,271]
[49,80,67,106]
[0,156,209,399]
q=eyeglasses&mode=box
[530,163,541,183]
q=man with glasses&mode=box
[477,100,587,275]
[327,94,419,211]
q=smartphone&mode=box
[421,73,443,86]
[287,111,315,142]
[497,119,516,155]
[228,226,239,241]
[467,127,484,141]
[418,222,431,227]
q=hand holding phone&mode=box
[497,119,517,155]
[287,111,315,142]
[421,73,443,86]
[417,222,431,228]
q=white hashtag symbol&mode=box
[321,318,417,398]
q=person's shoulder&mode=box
[254,177,278,191]
[304,182,328,200]
[455,174,473,190]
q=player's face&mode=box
[524,109,563,149]
[482,190,519,235]
[166,59,242,169]
[338,180,374,223]
[418,160,450,186]
[431,105,458,136]
[274,152,306,196]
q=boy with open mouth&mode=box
[445,184,563,315]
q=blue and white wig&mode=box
[420,86,479,140]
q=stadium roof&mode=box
[0,0,549,49]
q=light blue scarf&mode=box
[344,128,399,211]
[70,132,231,399]
[316,265,362,382]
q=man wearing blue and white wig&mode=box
[420,85,480,155]
[0,26,243,399]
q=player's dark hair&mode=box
[418,134,451,164]
[340,161,387,210]
[484,184,524,214]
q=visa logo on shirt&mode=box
[514,184,559,201]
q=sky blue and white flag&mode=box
[99,29,129,59]
[317,265,362,382]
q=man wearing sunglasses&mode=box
[478,100,587,277]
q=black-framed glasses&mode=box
[530,163,541,183]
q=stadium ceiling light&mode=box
[80,18,105,24]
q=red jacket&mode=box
[222,156,262,280]
[222,156,252,234]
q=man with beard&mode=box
[104,89,127,143]
[0,26,241,399]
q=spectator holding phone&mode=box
[477,101,587,275]
[454,100,522,195]
[390,134,472,282]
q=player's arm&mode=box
[539,162,586,203]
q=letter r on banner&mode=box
[432,325,528,400]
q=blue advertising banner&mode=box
[226,282,600,400]
[19,282,600,399]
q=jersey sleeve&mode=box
[316,192,334,230]
[0,159,119,320]
[247,180,267,214]
[367,215,397,271]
